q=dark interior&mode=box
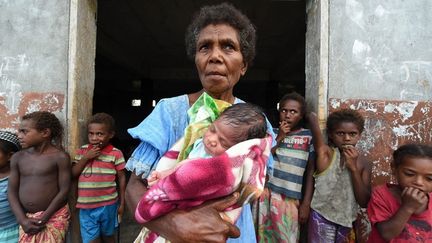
[93,0,306,155]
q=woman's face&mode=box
[195,24,247,99]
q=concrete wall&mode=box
[329,0,432,100]
[0,0,70,130]
[327,0,432,186]
[306,0,329,128]
[305,2,432,241]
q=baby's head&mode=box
[326,109,364,150]
[0,131,21,169]
[392,144,432,193]
[203,103,267,156]
[87,113,115,149]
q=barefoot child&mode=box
[308,109,371,242]
[253,92,316,243]
[72,113,126,243]
[8,111,71,242]
[367,144,432,242]
[0,131,21,243]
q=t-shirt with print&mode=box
[367,183,432,243]
[74,144,125,209]
[268,128,314,200]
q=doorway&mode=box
[93,0,306,138]
[89,0,306,242]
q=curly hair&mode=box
[219,103,266,143]
[393,143,432,167]
[88,113,116,132]
[22,111,64,149]
[326,109,365,133]
[0,140,20,154]
[185,2,256,66]
[279,92,306,115]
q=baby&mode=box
[135,103,271,224]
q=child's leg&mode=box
[308,209,355,243]
[308,209,337,243]
[100,203,118,242]
[101,234,115,243]
[335,225,355,243]
[253,188,300,243]
[79,208,101,243]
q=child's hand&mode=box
[342,146,359,172]
[275,120,291,143]
[21,218,45,235]
[118,203,125,223]
[279,120,291,135]
[83,146,101,160]
[298,203,310,224]
[401,187,429,214]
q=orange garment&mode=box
[19,205,70,243]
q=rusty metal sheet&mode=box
[329,98,432,185]
[0,92,64,131]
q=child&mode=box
[137,103,269,221]
[0,131,21,243]
[367,144,432,242]
[253,92,316,243]
[308,109,371,243]
[72,112,126,243]
[8,111,71,242]
[134,103,272,243]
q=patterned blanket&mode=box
[133,92,270,242]
[134,136,271,243]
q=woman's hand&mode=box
[149,193,241,243]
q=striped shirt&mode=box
[74,144,125,209]
[268,128,314,199]
[0,176,18,230]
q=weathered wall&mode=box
[305,2,432,241]
[329,99,432,185]
[0,0,70,131]
[305,0,328,126]
[327,0,432,185]
[329,0,432,100]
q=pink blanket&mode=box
[135,136,271,225]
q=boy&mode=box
[8,111,71,242]
[72,113,126,243]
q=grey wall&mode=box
[1,0,70,90]
[0,0,70,128]
[306,0,322,111]
[329,0,432,100]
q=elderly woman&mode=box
[125,3,274,242]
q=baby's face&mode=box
[202,119,239,157]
